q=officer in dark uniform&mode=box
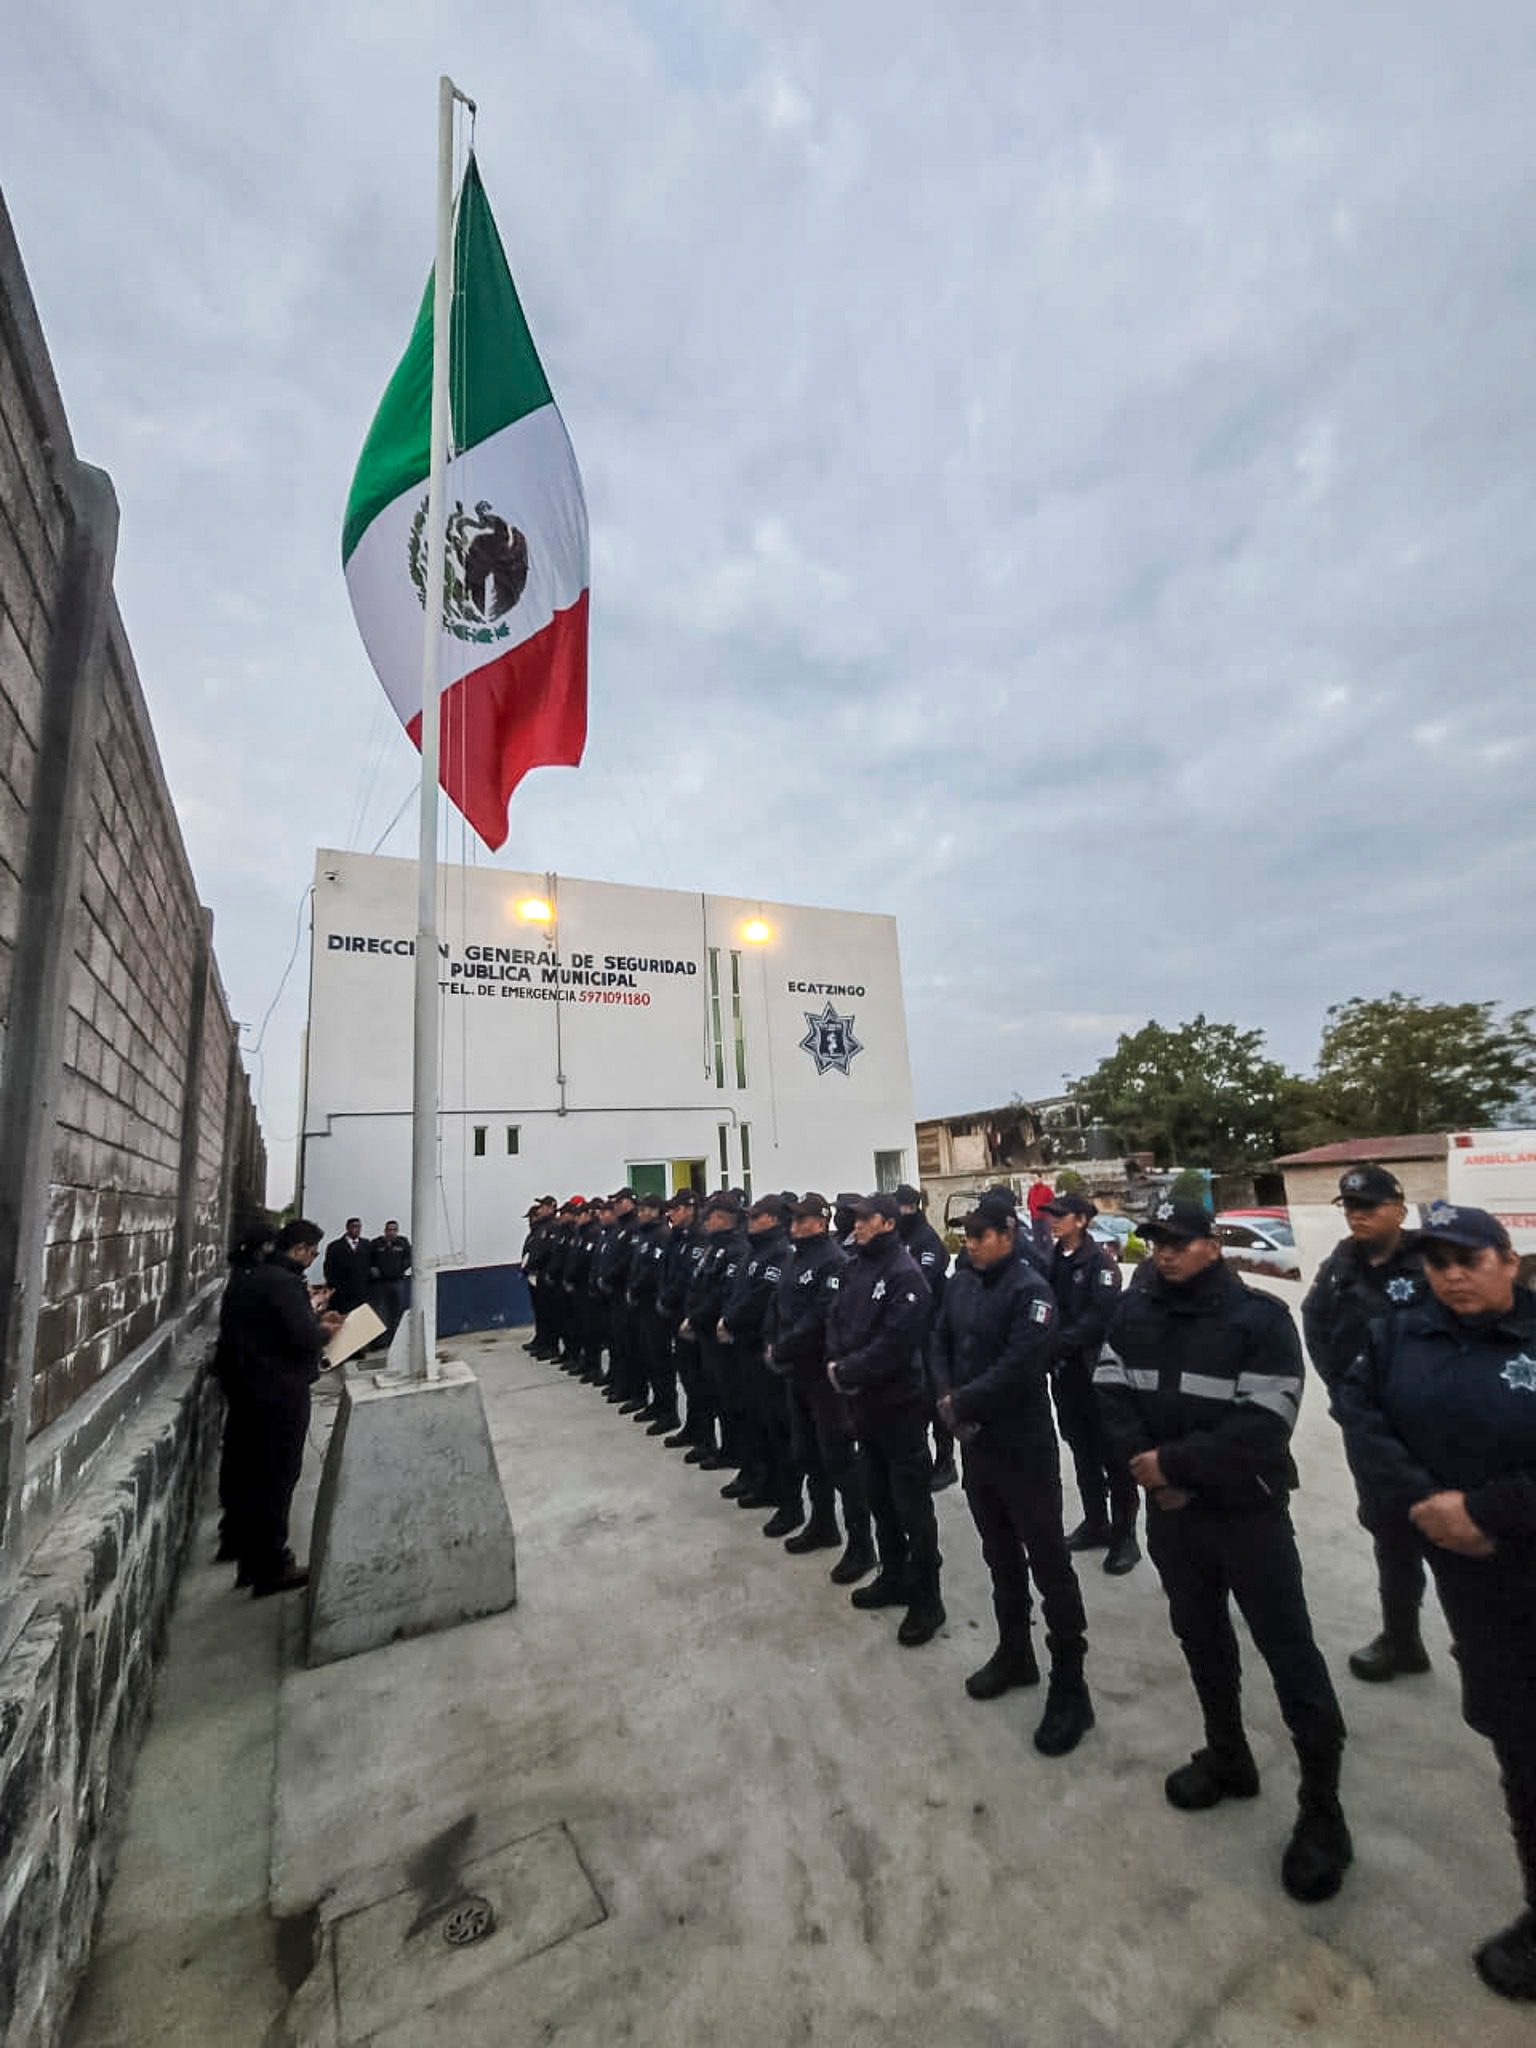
[1095,1198,1351,1903]
[571,1201,605,1384]
[1044,1193,1134,1573]
[1338,1204,1536,2001]
[894,1184,956,1492]
[828,1193,943,1645]
[520,1198,557,1358]
[626,1192,676,1432]
[550,1200,583,1369]
[720,1196,794,1526]
[224,1219,341,1596]
[212,1222,276,1565]
[934,1190,1094,1754]
[322,1217,372,1316]
[767,1194,875,1581]
[1302,1163,1429,1682]
[679,1194,745,1468]
[658,1191,705,1449]
[599,1190,642,1408]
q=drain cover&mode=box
[441,1896,496,1947]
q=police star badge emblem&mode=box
[1385,1276,1417,1304]
[799,1002,863,1076]
[1502,1354,1536,1394]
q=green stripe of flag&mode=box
[342,156,554,563]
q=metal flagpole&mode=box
[390,73,462,1384]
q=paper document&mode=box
[323,1304,385,1369]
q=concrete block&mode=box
[306,1362,518,1668]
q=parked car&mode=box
[1213,1212,1300,1281]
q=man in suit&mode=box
[323,1217,372,1317]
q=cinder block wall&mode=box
[0,184,267,2046]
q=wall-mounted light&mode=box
[742,918,771,945]
[517,897,554,925]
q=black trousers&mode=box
[701,1332,740,1458]
[1146,1499,1345,1766]
[675,1330,714,1445]
[231,1385,309,1585]
[1052,1354,1139,1534]
[961,1437,1086,1668]
[1430,1549,1536,1909]
[739,1346,796,1503]
[853,1395,941,1597]
[643,1311,678,1419]
[922,1342,956,1471]
[527,1274,549,1348]
[788,1372,870,1536]
[581,1295,609,1377]
[1370,1509,1427,1641]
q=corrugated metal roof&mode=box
[1273,1134,1447,1166]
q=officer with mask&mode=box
[895,1184,956,1492]
[1044,1193,1134,1573]
[599,1190,642,1408]
[720,1196,794,1524]
[1302,1164,1429,1683]
[767,1194,875,1582]
[658,1191,705,1450]
[934,1191,1094,1755]
[1338,1204,1536,2001]
[1095,1198,1351,1905]
[572,1201,605,1385]
[679,1193,746,1469]
[828,1194,942,1646]
[625,1192,675,1433]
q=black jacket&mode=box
[1048,1236,1122,1363]
[933,1242,1059,1449]
[896,1212,950,1332]
[1095,1261,1304,1510]
[520,1216,552,1278]
[593,1217,636,1300]
[721,1225,790,1347]
[768,1232,848,1378]
[658,1223,703,1326]
[625,1218,668,1308]
[1337,1288,1536,1560]
[371,1233,412,1283]
[1301,1231,1426,1393]
[322,1235,372,1314]
[827,1231,930,1401]
[226,1256,325,1402]
[682,1225,745,1332]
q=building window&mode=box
[473,1125,487,1158]
[708,947,725,1090]
[717,1122,730,1184]
[730,949,747,1088]
[874,1148,905,1193]
[506,1125,519,1156]
[740,1120,752,1202]
[627,1161,668,1199]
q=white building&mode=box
[300,850,917,1273]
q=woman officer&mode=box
[1337,1202,1536,2001]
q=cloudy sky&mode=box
[4,1,1534,1196]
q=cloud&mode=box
[4,0,1535,1185]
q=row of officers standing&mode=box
[522,1167,1536,2005]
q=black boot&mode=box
[697,1450,732,1471]
[830,1534,877,1585]
[761,1504,804,1539]
[646,1412,680,1436]
[663,1426,694,1449]
[784,1518,842,1555]
[1103,1529,1141,1576]
[930,1458,959,1494]
[1065,1519,1111,1553]
[251,1560,309,1598]
[851,1571,907,1610]
[1347,1629,1430,1682]
[1034,1667,1095,1756]
[897,1588,947,1647]
[1282,1763,1353,1903]
[965,1640,1040,1700]
[1476,1912,1536,2000]
[1165,1746,1261,1810]
[720,1475,750,1499]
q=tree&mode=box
[1069,1015,1303,1171]
[1314,993,1536,1134]
[1054,1168,1086,1194]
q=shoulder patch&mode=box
[1029,1298,1053,1325]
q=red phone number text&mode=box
[578,989,652,1006]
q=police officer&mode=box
[935,1191,1095,1753]
[1044,1193,1134,1574]
[571,1200,605,1384]
[1095,1198,1351,1904]
[625,1192,676,1432]
[828,1193,943,1645]
[598,1190,642,1408]
[679,1193,745,1468]
[211,1222,275,1566]
[1338,1204,1536,2000]
[224,1219,341,1597]
[1301,1164,1429,1682]
[720,1196,794,1523]
[658,1191,706,1450]
[767,1194,875,1581]
[894,1184,956,1492]
[520,1199,557,1358]
[549,1199,584,1370]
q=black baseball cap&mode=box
[610,1187,637,1203]
[1417,1202,1512,1253]
[791,1192,832,1221]
[893,1183,925,1208]
[964,1190,1018,1231]
[636,1190,663,1210]
[852,1193,899,1222]
[749,1194,789,1223]
[1044,1193,1098,1220]
[1335,1166,1404,1206]
[524,1202,543,1218]
[665,1188,697,1210]
[1141,1199,1215,1242]
[702,1191,744,1219]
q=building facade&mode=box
[300,852,917,1271]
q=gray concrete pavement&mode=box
[67,1301,1536,2046]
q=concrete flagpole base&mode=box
[305,1359,517,1667]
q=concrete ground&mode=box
[67,1292,1536,2047]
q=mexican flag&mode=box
[342,156,588,850]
